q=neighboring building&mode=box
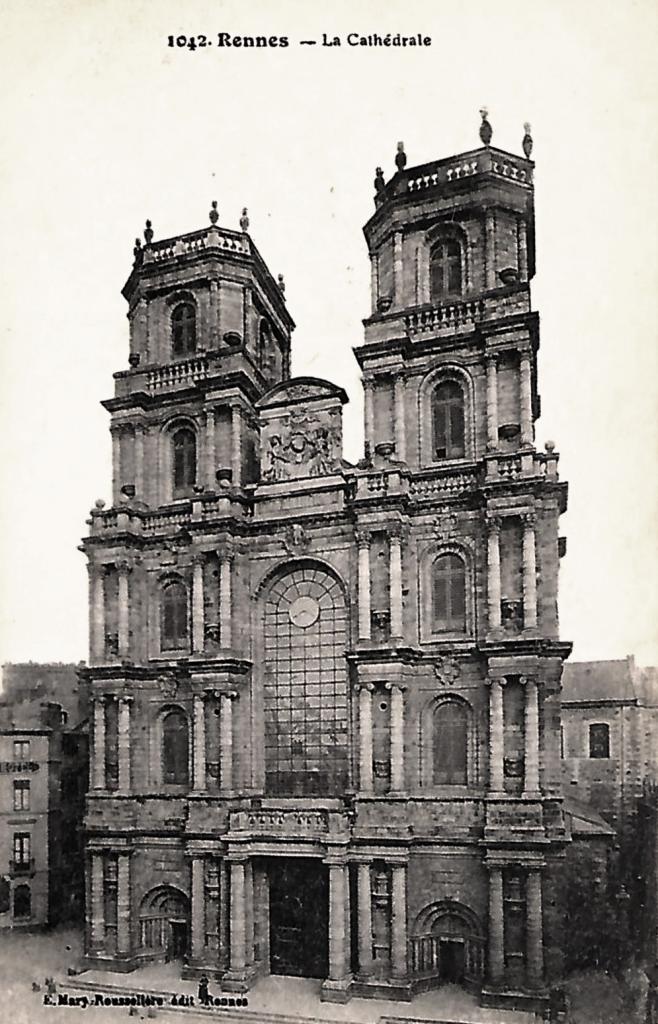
[0,664,89,928]
[81,116,573,1013]
[561,657,658,829]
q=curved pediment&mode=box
[256,376,348,410]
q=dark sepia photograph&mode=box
[0,2,656,1023]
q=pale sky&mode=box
[0,0,656,667]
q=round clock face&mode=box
[288,595,320,628]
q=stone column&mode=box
[220,692,236,792]
[369,252,378,311]
[357,861,374,978]
[522,678,540,796]
[89,565,105,664]
[488,866,505,985]
[526,869,544,988]
[522,513,538,630]
[390,864,408,980]
[229,860,247,974]
[218,859,230,971]
[485,210,496,290]
[117,561,131,659]
[209,278,220,344]
[393,231,404,306]
[363,379,374,452]
[389,528,404,639]
[90,852,105,949]
[191,855,206,962]
[519,349,533,446]
[356,530,372,641]
[244,860,254,967]
[517,218,528,282]
[116,852,131,955]
[219,548,233,648]
[205,409,216,489]
[117,696,133,794]
[387,682,406,793]
[487,517,502,630]
[192,694,207,793]
[394,376,407,463]
[357,684,374,795]
[92,697,106,791]
[488,677,505,794]
[486,356,499,450]
[134,426,145,498]
[327,862,350,985]
[231,406,242,486]
[111,426,121,505]
[192,555,205,653]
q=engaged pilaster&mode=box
[88,564,105,665]
[205,409,216,489]
[219,691,236,792]
[229,859,247,974]
[526,869,544,988]
[356,683,374,795]
[521,513,538,630]
[522,677,541,796]
[394,376,407,463]
[356,530,372,641]
[116,852,131,955]
[389,526,404,639]
[488,677,505,794]
[519,349,533,446]
[192,554,205,654]
[90,852,105,950]
[219,545,233,648]
[362,380,374,454]
[116,560,131,659]
[487,516,502,630]
[191,855,206,963]
[192,693,207,793]
[390,864,408,981]
[231,406,242,486]
[386,682,406,793]
[487,865,505,986]
[486,356,499,450]
[356,861,374,978]
[323,860,351,999]
[92,696,107,791]
[117,696,133,794]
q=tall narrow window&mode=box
[162,581,188,651]
[259,319,271,370]
[13,781,30,812]
[589,723,610,759]
[171,302,196,357]
[162,709,189,785]
[13,833,30,866]
[433,381,465,460]
[172,428,196,495]
[434,702,468,784]
[432,554,466,633]
[13,740,30,761]
[430,239,462,299]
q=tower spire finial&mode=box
[395,141,407,171]
[240,207,249,232]
[209,200,219,225]
[143,219,154,245]
[479,108,493,146]
[522,122,533,159]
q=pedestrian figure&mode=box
[197,975,210,1005]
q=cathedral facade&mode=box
[81,121,572,1012]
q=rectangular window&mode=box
[13,740,30,761]
[13,780,30,811]
[13,833,31,864]
[588,723,610,759]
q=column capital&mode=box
[518,345,533,361]
[485,352,499,368]
[521,511,536,528]
[192,551,207,567]
[486,514,502,533]
[519,675,537,687]
[354,681,375,694]
[220,689,238,701]
[486,675,506,688]
[118,694,134,707]
[115,558,133,575]
[217,541,235,562]
[355,528,372,548]
[385,681,407,694]
[387,521,406,542]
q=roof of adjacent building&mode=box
[0,662,88,728]
[564,795,616,837]
[561,656,651,705]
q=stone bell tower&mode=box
[351,112,572,1010]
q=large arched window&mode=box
[13,884,31,919]
[162,709,189,785]
[434,703,468,784]
[171,303,196,357]
[161,581,188,651]
[433,381,465,460]
[172,428,196,495]
[430,239,462,299]
[432,554,466,633]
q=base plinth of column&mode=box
[221,963,260,993]
[181,962,225,982]
[352,977,412,1001]
[480,985,548,1014]
[320,976,353,1003]
[81,953,137,973]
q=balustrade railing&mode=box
[409,469,478,498]
[144,227,249,263]
[147,355,209,391]
[405,298,486,334]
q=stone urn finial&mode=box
[522,122,533,159]
[395,141,407,171]
[374,167,385,194]
[240,207,250,232]
[209,200,219,225]
[479,108,493,146]
[143,219,154,245]
[277,273,286,294]
[133,237,142,261]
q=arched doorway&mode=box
[410,901,484,991]
[139,886,190,961]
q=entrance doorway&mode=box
[268,858,328,978]
[440,939,465,982]
[169,920,188,961]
